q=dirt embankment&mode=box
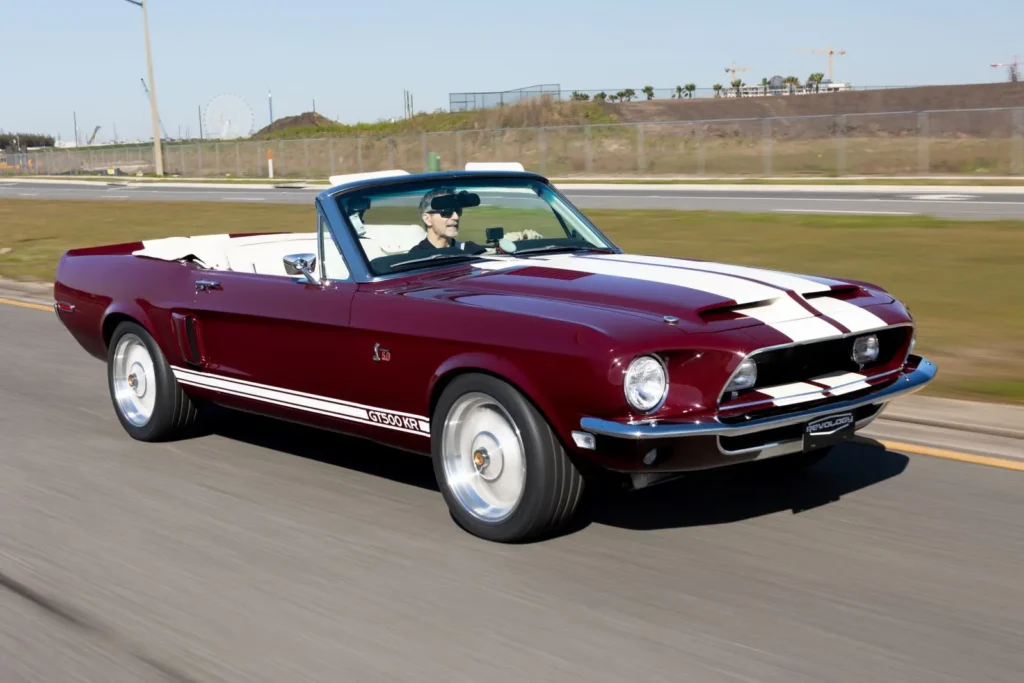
[604,82,1024,123]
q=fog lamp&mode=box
[725,358,757,393]
[852,334,880,364]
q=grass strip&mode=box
[2,198,1021,403]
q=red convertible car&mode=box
[52,167,936,542]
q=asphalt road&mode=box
[4,180,1024,219]
[2,302,1023,683]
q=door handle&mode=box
[195,280,222,291]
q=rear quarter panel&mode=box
[54,244,198,363]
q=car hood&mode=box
[424,252,896,335]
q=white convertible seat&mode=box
[223,233,318,275]
[357,223,427,262]
[132,232,323,277]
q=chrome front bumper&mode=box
[580,356,937,441]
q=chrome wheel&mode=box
[111,333,157,427]
[440,392,527,523]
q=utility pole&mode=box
[124,0,164,175]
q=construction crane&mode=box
[991,54,1020,82]
[87,125,101,145]
[800,46,846,82]
[724,61,752,83]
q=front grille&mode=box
[719,387,887,425]
[718,403,883,449]
[748,326,911,391]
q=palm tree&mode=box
[712,83,723,98]
[674,85,683,99]
[731,78,744,97]
[643,85,655,100]
[685,83,696,98]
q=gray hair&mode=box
[418,186,457,216]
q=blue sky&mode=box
[4,0,1022,143]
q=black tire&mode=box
[431,373,585,543]
[106,320,199,442]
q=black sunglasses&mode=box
[428,207,462,218]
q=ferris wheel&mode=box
[203,93,255,140]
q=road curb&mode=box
[878,415,1024,441]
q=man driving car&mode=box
[409,187,542,254]
[409,187,487,254]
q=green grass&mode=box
[1,198,1021,403]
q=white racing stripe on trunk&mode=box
[499,253,782,304]
[806,296,888,333]
[598,253,839,294]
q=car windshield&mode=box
[332,177,618,275]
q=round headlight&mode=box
[624,355,667,413]
[852,334,880,364]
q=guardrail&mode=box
[3,106,1023,179]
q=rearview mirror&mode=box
[283,253,319,286]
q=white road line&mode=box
[774,208,915,215]
[17,192,38,197]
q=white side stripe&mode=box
[172,367,430,436]
[806,296,888,333]
[173,366,428,421]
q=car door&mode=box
[173,207,369,435]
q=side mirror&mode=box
[283,253,320,286]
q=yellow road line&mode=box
[0,297,52,312]
[879,439,1024,472]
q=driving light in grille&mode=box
[624,355,668,412]
[725,358,758,393]
[852,334,880,364]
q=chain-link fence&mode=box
[4,106,1023,179]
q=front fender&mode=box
[427,351,575,439]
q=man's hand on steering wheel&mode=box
[504,229,544,241]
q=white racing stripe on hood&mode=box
[738,296,844,342]
[475,253,851,342]
[495,253,782,304]
[806,296,888,333]
[597,253,840,294]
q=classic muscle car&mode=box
[52,166,937,542]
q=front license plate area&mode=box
[803,411,856,450]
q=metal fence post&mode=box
[329,138,336,176]
[696,123,706,175]
[584,125,593,173]
[538,128,547,175]
[837,114,847,176]
[303,139,310,177]
[197,145,203,177]
[357,136,363,172]
[456,131,463,169]
[1013,108,1023,175]
[215,143,221,177]
[762,118,772,176]
[917,112,929,175]
[235,142,241,177]
[637,124,645,173]
[422,132,428,172]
